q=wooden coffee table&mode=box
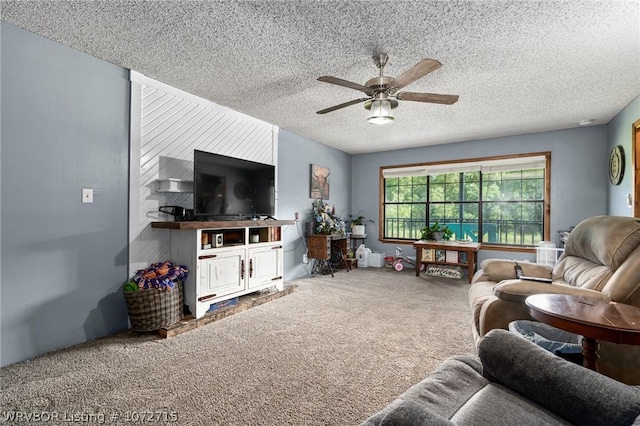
[525,294,640,371]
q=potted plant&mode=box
[442,226,454,241]
[350,215,374,236]
[420,222,453,241]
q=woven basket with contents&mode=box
[123,261,188,331]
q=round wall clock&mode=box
[609,145,625,185]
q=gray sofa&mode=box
[361,329,640,425]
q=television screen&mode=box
[193,150,275,220]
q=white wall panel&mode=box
[129,71,278,273]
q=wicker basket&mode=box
[123,281,184,331]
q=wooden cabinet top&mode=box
[414,240,481,251]
[151,219,295,230]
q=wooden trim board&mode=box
[158,284,298,338]
[151,220,295,230]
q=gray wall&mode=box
[607,95,640,216]
[350,126,609,264]
[277,129,351,280]
[1,23,130,366]
[2,20,636,366]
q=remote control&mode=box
[519,276,553,283]
[514,262,523,279]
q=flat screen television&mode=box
[193,150,275,220]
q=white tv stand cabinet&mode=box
[151,220,294,318]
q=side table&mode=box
[349,233,366,254]
[305,234,349,277]
[525,294,640,371]
[413,240,481,283]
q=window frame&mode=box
[378,152,551,252]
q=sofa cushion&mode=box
[493,279,610,303]
[360,356,486,425]
[563,215,640,271]
[553,256,612,290]
[604,245,640,306]
[480,259,552,283]
[468,281,496,338]
[392,356,487,419]
[480,329,640,426]
[361,398,454,426]
[449,383,570,425]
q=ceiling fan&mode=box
[316,53,458,124]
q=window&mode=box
[381,153,550,247]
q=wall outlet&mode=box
[302,253,308,264]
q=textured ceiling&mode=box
[2,1,639,154]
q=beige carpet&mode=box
[0,268,476,425]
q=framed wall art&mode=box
[310,164,330,199]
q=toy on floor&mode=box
[391,247,425,272]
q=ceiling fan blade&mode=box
[318,76,373,95]
[316,98,370,114]
[396,91,459,105]
[389,59,442,90]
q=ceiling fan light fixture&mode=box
[316,54,456,123]
[367,99,394,125]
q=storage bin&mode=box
[369,251,386,267]
[536,241,562,266]
[124,281,184,331]
[509,320,582,364]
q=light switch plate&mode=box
[82,188,94,203]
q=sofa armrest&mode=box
[479,259,552,283]
[494,280,611,303]
[479,329,640,425]
[360,356,484,426]
[360,398,455,426]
